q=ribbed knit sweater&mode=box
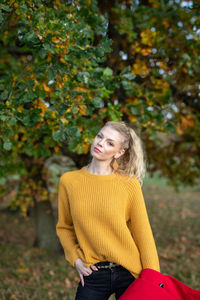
[56,166,160,278]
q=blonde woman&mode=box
[56,121,160,300]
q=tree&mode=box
[98,0,200,187]
[0,0,200,249]
[0,0,124,250]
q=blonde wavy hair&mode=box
[104,121,146,185]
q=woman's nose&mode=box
[97,139,104,147]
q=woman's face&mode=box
[91,126,125,162]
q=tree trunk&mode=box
[34,200,60,252]
[21,156,61,252]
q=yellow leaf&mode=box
[9,295,17,300]
[74,276,80,282]
[51,111,57,118]
[162,20,169,28]
[129,115,137,122]
[42,83,51,93]
[35,122,42,129]
[17,268,29,273]
[181,115,194,129]
[65,278,73,288]
[132,59,150,76]
[17,106,23,112]
[163,82,169,88]
[177,123,183,135]
[54,145,60,153]
[18,142,23,148]
[22,136,27,141]
[182,67,187,73]
[60,117,69,124]
[75,95,84,102]
[52,37,59,43]
[60,57,66,63]
[79,104,87,115]
[73,87,89,93]
[58,82,64,88]
[141,48,152,56]
[77,46,85,50]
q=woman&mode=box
[56,121,160,300]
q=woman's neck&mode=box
[87,159,113,175]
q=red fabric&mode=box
[119,269,200,300]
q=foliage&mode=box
[0,0,121,163]
[0,0,200,215]
[98,0,200,186]
[0,0,127,212]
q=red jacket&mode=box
[119,269,200,300]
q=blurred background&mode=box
[0,0,199,299]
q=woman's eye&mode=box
[108,142,113,146]
[97,134,102,138]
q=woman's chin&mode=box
[91,152,101,159]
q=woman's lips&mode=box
[94,147,102,153]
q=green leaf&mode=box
[39,49,48,59]
[182,53,191,61]
[52,130,64,142]
[122,73,136,80]
[3,139,12,151]
[0,4,12,12]
[121,66,131,75]
[0,90,8,100]
[93,97,103,108]
[24,32,36,42]
[130,106,139,115]
[0,10,3,24]
[5,127,14,136]
[0,115,9,121]
[96,47,105,57]
[165,121,176,134]
[121,80,132,91]
[71,106,78,114]
[103,67,113,77]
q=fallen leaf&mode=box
[65,278,73,288]
[17,268,29,273]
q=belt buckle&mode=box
[108,262,115,268]
[97,262,118,269]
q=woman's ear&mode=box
[114,149,125,159]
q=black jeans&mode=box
[75,263,135,300]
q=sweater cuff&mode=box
[64,245,81,267]
[71,252,80,267]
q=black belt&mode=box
[94,261,120,269]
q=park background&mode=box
[0,0,200,299]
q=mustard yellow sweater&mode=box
[56,166,160,278]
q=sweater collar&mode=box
[80,166,117,181]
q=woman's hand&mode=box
[74,258,98,287]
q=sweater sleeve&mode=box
[56,176,81,267]
[128,178,160,272]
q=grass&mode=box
[0,175,199,299]
[0,212,78,300]
[143,174,200,289]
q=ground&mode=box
[0,175,199,299]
